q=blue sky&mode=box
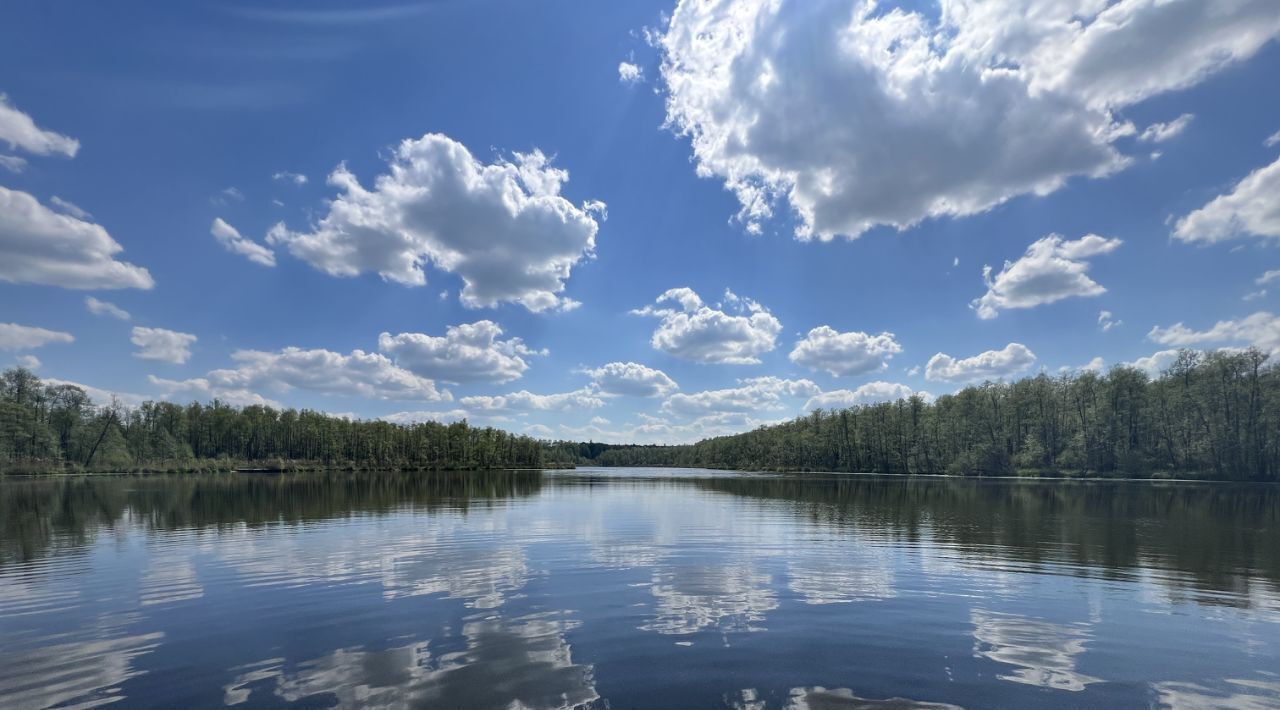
[3,0,1279,443]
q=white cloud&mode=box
[583,361,678,397]
[789,326,901,377]
[662,376,819,417]
[1126,349,1183,378]
[1244,289,1267,302]
[0,186,154,290]
[14,354,40,369]
[147,375,279,408]
[972,234,1121,319]
[1148,311,1280,354]
[460,388,604,414]
[1267,130,1280,148]
[925,343,1037,383]
[1059,356,1106,374]
[618,61,644,84]
[267,133,602,312]
[189,347,451,402]
[377,320,544,384]
[48,196,91,220]
[211,187,244,206]
[633,287,781,364]
[85,296,131,321]
[0,323,74,350]
[0,155,27,173]
[803,381,925,411]
[1173,156,1280,243]
[525,423,555,437]
[1257,270,1280,285]
[0,93,79,157]
[1098,310,1121,332]
[1138,114,1194,143]
[131,327,197,364]
[45,377,148,408]
[380,409,471,425]
[658,0,1278,239]
[210,218,276,267]
[272,170,308,185]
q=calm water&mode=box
[1,468,1279,709]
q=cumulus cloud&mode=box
[0,323,74,350]
[662,376,819,417]
[272,170,307,185]
[267,133,602,312]
[1138,114,1194,143]
[925,343,1037,383]
[583,361,678,397]
[181,347,451,402]
[0,186,154,290]
[85,296,131,321]
[1173,156,1280,244]
[0,93,79,157]
[803,381,926,410]
[377,320,544,384]
[1148,311,1280,354]
[789,326,901,377]
[460,388,605,414]
[1059,356,1106,374]
[45,377,148,409]
[210,218,276,267]
[1098,310,1121,332]
[379,409,471,425]
[1126,349,1183,378]
[618,61,644,84]
[131,327,197,364]
[972,234,1121,319]
[633,287,781,364]
[147,375,279,408]
[14,354,40,369]
[658,0,1278,239]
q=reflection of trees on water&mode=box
[690,475,1280,604]
[728,686,962,709]
[223,611,600,709]
[0,470,543,565]
[970,610,1101,692]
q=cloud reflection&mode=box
[728,686,962,709]
[971,610,1101,691]
[642,563,779,636]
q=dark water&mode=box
[2,469,1279,709]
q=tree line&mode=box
[0,368,547,473]
[591,349,1280,481]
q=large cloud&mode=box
[633,288,781,364]
[267,133,602,312]
[662,376,819,417]
[1148,311,1280,354]
[1173,156,1280,244]
[583,362,679,397]
[0,187,154,290]
[173,347,450,402]
[0,323,74,350]
[789,326,901,376]
[658,0,1279,239]
[210,218,276,267]
[972,234,1121,319]
[925,343,1037,383]
[378,320,544,384]
[803,381,926,410]
[131,327,198,364]
[459,388,605,414]
[0,93,79,158]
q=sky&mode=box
[2,0,1279,444]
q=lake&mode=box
[1,468,1278,709]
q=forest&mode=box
[0,368,546,473]
[4,347,1279,480]
[590,349,1280,481]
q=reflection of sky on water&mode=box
[224,612,598,709]
[729,686,962,709]
[2,471,1280,707]
[970,610,1101,691]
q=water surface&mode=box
[2,468,1278,708]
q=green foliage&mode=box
[590,349,1280,482]
[0,368,546,473]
